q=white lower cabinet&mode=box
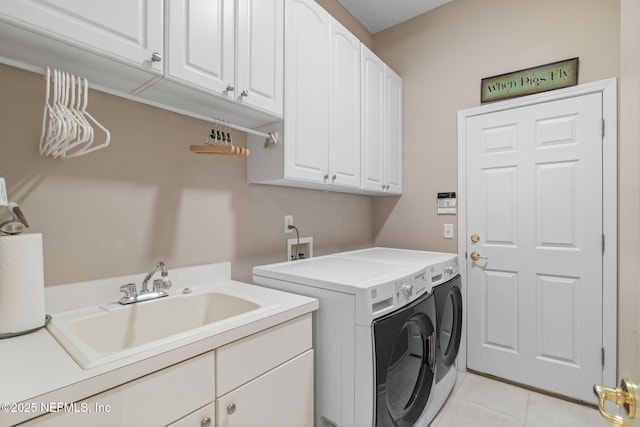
[22,314,313,427]
[216,314,314,426]
[217,350,314,427]
[23,353,216,427]
[167,403,215,427]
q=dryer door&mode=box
[372,292,436,427]
[434,274,463,382]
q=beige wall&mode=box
[371,0,620,252]
[0,65,373,285]
[618,0,640,381]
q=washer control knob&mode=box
[401,282,413,298]
[445,265,455,275]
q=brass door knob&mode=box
[470,251,488,261]
[594,379,637,427]
[470,234,480,243]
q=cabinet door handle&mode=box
[201,416,212,427]
[332,174,337,181]
[227,403,237,415]
[226,84,235,92]
[240,89,249,97]
[150,52,162,62]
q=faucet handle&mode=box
[120,283,137,298]
[153,278,172,292]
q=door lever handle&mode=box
[470,251,488,261]
[594,379,637,427]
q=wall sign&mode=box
[481,57,579,103]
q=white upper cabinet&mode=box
[0,0,163,92]
[281,0,361,188]
[247,0,400,195]
[164,0,283,117]
[236,0,284,115]
[361,45,403,194]
[328,19,361,189]
[166,0,235,96]
[0,0,283,127]
[385,67,403,194]
[361,46,386,192]
[0,0,163,71]
[284,0,331,184]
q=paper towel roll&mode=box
[0,233,46,334]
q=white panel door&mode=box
[466,92,603,403]
[361,45,385,192]
[166,0,235,96]
[0,0,163,71]
[328,19,361,188]
[236,0,284,116]
[284,0,330,183]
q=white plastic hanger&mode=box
[39,68,110,159]
[63,77,110,158]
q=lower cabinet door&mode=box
[21,353,215,427]
[167,402,215,427]
[217,350,314,427]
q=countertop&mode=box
[0,262,318,426]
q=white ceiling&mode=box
[336,0,454,34]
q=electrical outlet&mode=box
[284,215,294,233]
[444,224,454,239]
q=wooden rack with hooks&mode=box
[189,144,250,156]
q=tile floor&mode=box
[429,372,604,427]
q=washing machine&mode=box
[337,248,463,421]
[252,255,438,427]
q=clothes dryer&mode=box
[253,255,438,427]
[336,248,462,420]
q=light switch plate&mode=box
[444,224,454,239]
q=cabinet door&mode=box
[361,45,386,192]
[385,66,403,194]
[167,403,215,427]
[328,20,361,188]
[22,353,215,427]
[236,0,284,116]
[166,0,235,96]
[217,350,314,427]
[0,0,163,73]
[284,0,330,183]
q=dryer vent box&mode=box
[287,237,313,261]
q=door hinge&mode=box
[602,119,605,138]
[602,234,605,255]
[601,347,605,368]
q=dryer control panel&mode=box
[367,268,428,323]
[395,270,428,300]
[430,256,459,286]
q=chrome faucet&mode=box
[119,261,172,305]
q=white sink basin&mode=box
[47,287,278,369]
